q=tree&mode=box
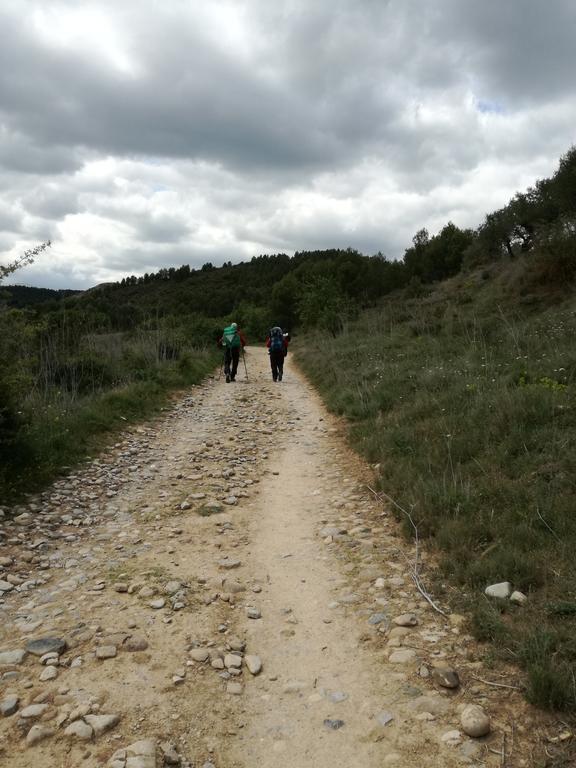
[0,240,51,281]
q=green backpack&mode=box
[223,325,241,349]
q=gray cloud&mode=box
[0,0,575,288]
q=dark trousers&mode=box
[270,350,284,381]
[224,348,240,379]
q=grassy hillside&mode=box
[296,257,576,712]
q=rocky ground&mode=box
[0,348,565,767]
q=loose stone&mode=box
[432,667,460,689]
[189,648,209,662]
[460,704,491,737]
[244,655,262,675]
[0,649,27,666]
[484,582,512,599]
[26,724,55,746]
[96,645,117,660]
[1,695,19,716]
[323,719,345,730]
[25,637,67,656]
[393,613,418,627]
[85,713,120,736]
[39,665,58,682]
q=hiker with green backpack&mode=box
[218,322,246,383]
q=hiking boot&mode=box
[225,373,230,383]
[273,376,277,382]
[278,374,283,381]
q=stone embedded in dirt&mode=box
[388,649,417,664]
[39,665,58,682]
[224,496,238,505]
[96,645,117,660]
[25,637,67,657]
[323,719,345,730]
[26,724,55,746]
[1,695,19,716]
[180,501,192,510]
[407,695,449,717]
[164,581,182,595]
[124,636,148,652]
[376,711,394,727]
[227,637,246,652]
[109,738,158,768]
[85,713,120,736]
[0,579,14,592]
[139,586,156,598]
[244,655,262,675]
[0,649,27,665]
[510,590,527,605]
[246,607,261,619]
[161,742,181,766]
[368,612,389,626]
[189,648,209,662]
[224,654,242,669]
[432,667,460,689]
[64,719,94,740]
[393,613,418,627]
[219,557,241,570]
[460,704,491,737]
[484,582,512,599]
[441,730,462,746]
[114,583,129,593]
[20,703,50,719]
[226,681,243,695]
[329,691,348,703]
[211,658,225,670]
[149,598,166,609]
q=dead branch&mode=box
[366,485,448,617]
[470,674,523,691]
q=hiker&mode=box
[218,322,246,383]
[266,325,289,382]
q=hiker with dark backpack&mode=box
[266,325,289,382]
[218,322,246,383]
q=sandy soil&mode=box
[0,348,557,767]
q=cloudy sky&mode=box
[1,0,575,289]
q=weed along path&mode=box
[0,347,543,767]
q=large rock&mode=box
[484,582,512,599]
[25,637,67,657]
[460,704,491,737]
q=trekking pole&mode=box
[241,347,249,381]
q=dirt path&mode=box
[0,348,544,767]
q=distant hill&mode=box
[3,284,82,308]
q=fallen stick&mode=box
[470,674,523,691]
[366,485,448,617]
